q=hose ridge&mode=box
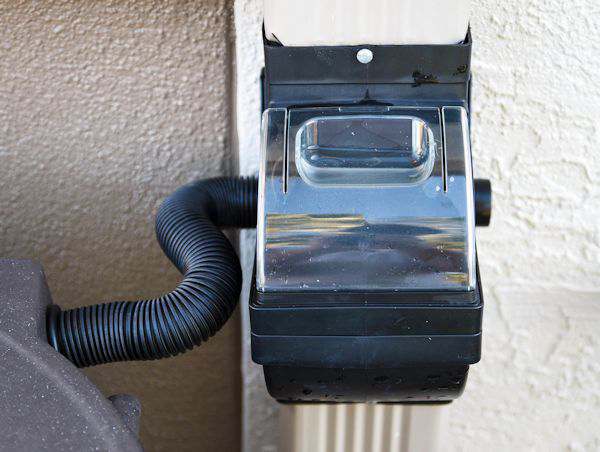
[47,176,258,367]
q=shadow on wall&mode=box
[0,1,240,451]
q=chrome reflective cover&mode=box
[257,106,475,295]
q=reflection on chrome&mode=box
[258,106,475,293]
[263,214,469,289]
[267,214,365,234]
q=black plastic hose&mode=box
[47,177,258,367]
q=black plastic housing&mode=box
[251,31,484,403]
[251,267,483,402]
[262,31,472,109]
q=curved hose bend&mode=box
[47,177,258,367]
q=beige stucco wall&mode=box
[0,1,239,451]
[234,0,600,451]
[2,0,599,451]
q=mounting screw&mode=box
[356,48,373,64]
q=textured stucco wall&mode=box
[0,2,240,451]
[234,0,600,451]
[449,1,600,450]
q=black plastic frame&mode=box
[251,268,483,368]
[262,31,472,110]
[251,31,482,403]
[263,365,469,403]
[264,31,472,85]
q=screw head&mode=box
[356,48,373,64]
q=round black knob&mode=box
[474,179,492,227]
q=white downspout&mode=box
[279,404,449,452]
[264,0,470,46]
[236,1,471,450]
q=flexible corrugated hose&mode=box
[47,177,258,367]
